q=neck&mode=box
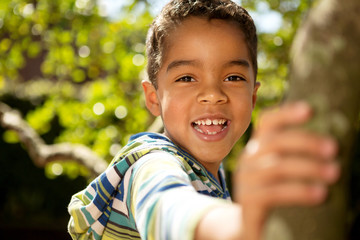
[202,162,221,183]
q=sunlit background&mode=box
[3,0,358,239]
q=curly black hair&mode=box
[146,0,257,88]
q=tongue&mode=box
[197,124,223,134]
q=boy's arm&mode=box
[131,151,230,240]
[194,204,243,240]
[196,102,339,240]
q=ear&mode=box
[142,80,161,116]
[252,81,261,109]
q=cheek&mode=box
[233,88,253,105]
[164,88,192,107]
[161,94,189,121]
[233,94,254,123]
[163,103,186,120]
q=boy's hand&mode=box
[233,102,340,240]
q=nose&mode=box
[197,84,228,105]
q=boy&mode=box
[68,0,339,239]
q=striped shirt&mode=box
[68,132,231,240]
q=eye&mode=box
[175,76,195,82]
[225,75,246,82]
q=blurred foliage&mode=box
[0,0,153,179]
[0,0,155,234]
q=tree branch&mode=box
[0,101,108,176]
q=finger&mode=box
[252,130,338,159]
[261,182,328,207]
[242,155,340,186]
[237,181,329,212]
[256,101,312,134]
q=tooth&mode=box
[206,130,215,135]
[194,125,204,133]
[195,119,227,126]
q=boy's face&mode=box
[143,17,259,176]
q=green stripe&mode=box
[103,222,141,239]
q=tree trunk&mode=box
[264,0,360,239]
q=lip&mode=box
[191,114,230,142]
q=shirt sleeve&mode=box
[130,151,229,240]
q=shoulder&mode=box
[129,150,194,201]
[132,150,189,180]
[129,151,195,211]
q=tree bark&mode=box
[0,102,108,177]
[264,0,360,239]
[0,101,164,178]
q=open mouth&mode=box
[192,118,228,135]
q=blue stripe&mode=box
[117,180,125,201]
[99,172,115,195]
[137,182,188,210]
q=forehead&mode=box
[161,16,251,69]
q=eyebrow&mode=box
[166,60,200,73]
[166,58,251,73]
[225,59,250,68]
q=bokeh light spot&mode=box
[93,102,105,115]
[115,105,127,119]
